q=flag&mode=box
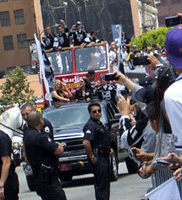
[34,34,55,104]
[145,177,181,200]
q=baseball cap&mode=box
[133,45,137,48]
[139,76,155,87]
[135,85,156,104]
[165,25,182,69]
[155,66,177,87]
[76,21,82,26]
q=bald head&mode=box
[27,110,43,129]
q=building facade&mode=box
[156,0,182,27]
[0,0,44,76]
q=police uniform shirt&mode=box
[42,118,54,140]
[57,28,70,48]
[70,30,87,46]
[83,118,111,149]
[23,118,54,140]
[24,127,58,168]
[0,130,11,167]
[96,83,117,104]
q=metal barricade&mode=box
[151,167,182,197]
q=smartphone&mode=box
[105,73,118,81]
[156,159,173,165]
[132,56,150,66]
[165,15,181,27]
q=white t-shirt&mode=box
[164,73,182,149]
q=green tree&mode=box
[0,67,37,112]
[131,27,173,50]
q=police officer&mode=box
[0,130,19,200]
[21,103,53,140]
[95,74,117,105]
[83,102,113,200]
[23,110,67,200]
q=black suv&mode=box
[42,101,137,181]
[23,100,138,190]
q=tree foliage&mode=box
[131,27,173,50]
[0,67,37,112]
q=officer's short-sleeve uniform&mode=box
[0,131,19,200]
[24,127,67,200]
[83,118,111,200]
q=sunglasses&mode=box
[92,109,101,114]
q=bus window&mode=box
[47,50,72,74]
[75,45,107,72]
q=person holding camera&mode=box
[70,21,87,47]
[95,74,117,105]
[83,102,113,200]
[23,110,67,200]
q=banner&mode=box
[145,177,181,200]
[34,34,55,104]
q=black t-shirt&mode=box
[24,127,58,169]
[0,131,12,167]
[74,88,92,101]
[83,118,111,150]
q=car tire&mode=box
[110,150,118,181]
[125,156,138,174]
[26,175,35,191]
[60,173,73,182]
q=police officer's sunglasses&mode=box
[92,109,101,114]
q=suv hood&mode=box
[54,126,84,141]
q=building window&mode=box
[14,9,25,25]
[17,34,28,49]
[0,0,8,2]
[0,11,10,26]
[171,0,181,4]
[3,35,14,50]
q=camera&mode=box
[105,73,118,81]
[165,15,181,27]
[131,56,150,66]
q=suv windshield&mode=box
[43,104,107,130]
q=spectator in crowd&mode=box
[109,41,118,72]
[75,78,92,102]
[118,94,148,174]
[141,46,147,56]
[57,20,70,49]
[42,25,58,50]
[164,24,182,154]
[52,79,72,103]
[82,31,101,47]
[70,21,87,47]
[152,44,162,56]
[121,44,128,62]
[23,110,67,200]
[83,102,113,200]
[124,33,132,54]
[95,74,117,105]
